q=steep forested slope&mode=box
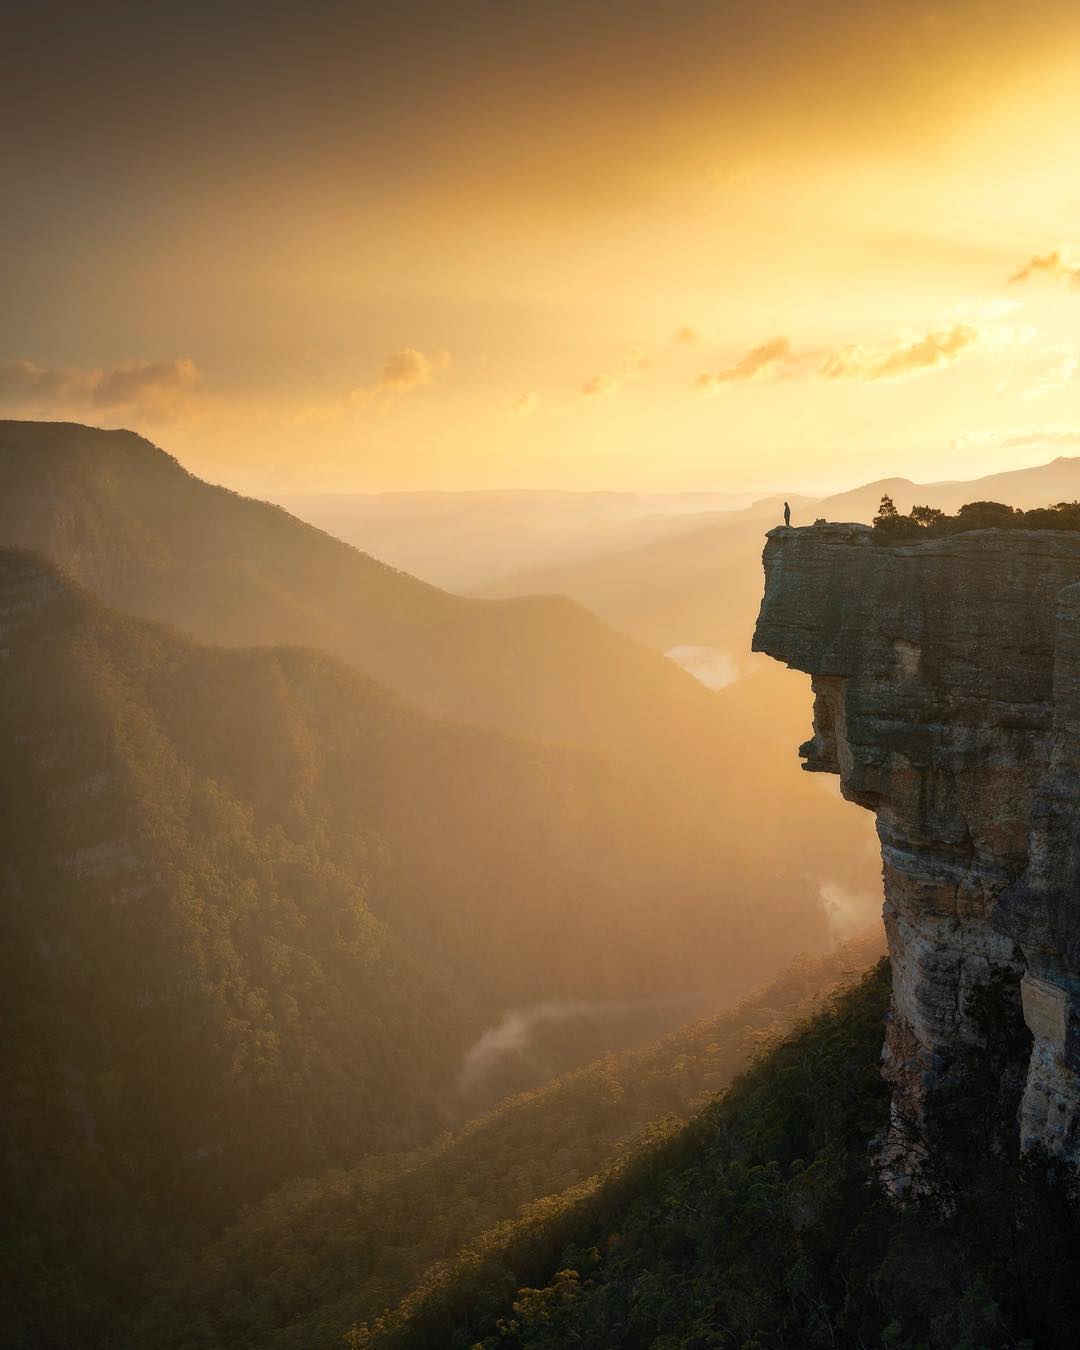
[136,934,882,1350]
[0,546,835,1347]
[355,961,1080,1350]
[346,962,893,1349]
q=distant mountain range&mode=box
[473,456,1080,660]
[271,487,754,591]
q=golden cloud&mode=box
[92,358,200,409]
[349,348,451,408]
[1008,248,1080,287]
[818,323,980,382]
[674,326,700,345]
[510,391,541,415]
[377,347,449,393]
[695,336,793,395]
[0,357,200,416]
[581,346,646,397]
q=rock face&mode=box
[753,522,1080,1174]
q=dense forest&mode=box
[134,934,883,1348]
[0,533,872,1348]
[357,963,1080,1350]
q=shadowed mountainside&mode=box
[0,417,883,948]
[0,421,730,775]
[1,545,805,1214]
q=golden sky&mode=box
[3,0,1080,494]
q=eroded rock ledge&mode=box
[753,522,1080,1173]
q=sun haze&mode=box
[3,0,1080,496]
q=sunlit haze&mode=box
[4,0,1080,494]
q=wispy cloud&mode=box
[674,325,701,345]
[1008,247,1080,288]
[0,357,200,418]
[819,323,981,382]
[581,346,647,397]
[510,391,541,416]
[695,336,794,396]
[694,314,1035,395]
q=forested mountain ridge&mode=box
[119,937,885,1349]
[0,418,881,951]
[352,960,1080,1350]
[0,420,727,774]
[0,545,840,1346]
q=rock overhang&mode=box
[753,523,1080,1168]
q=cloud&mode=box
[1008,248,1080,288]
[693,316,1034,396]
[674,325,700,345]
[695,335,793,395]
[581,346,646,398]
[92,358,200,410]
[951,424,1080,453]
[349,347,450,408]
[818,323,981,382]
[0,356,200,417]
[510,391,541,416]
[378,346,448,393]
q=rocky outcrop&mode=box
[753,522,1080,1175]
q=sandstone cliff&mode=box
[753,522,1080,1175]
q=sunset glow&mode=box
[4,1,1080,494]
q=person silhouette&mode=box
[783,501,791,527]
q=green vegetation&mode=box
[0,546,849,1348]
[873,492,1080,539]
[356,962,1080,1350]
[136,934,881,1349]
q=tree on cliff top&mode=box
[871,497,1080,540]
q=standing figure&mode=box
[783,500,791,527]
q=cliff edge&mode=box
[753,522,1080,1174]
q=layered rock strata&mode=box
[753,523,1080,1171]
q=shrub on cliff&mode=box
[872,496,1080,540]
